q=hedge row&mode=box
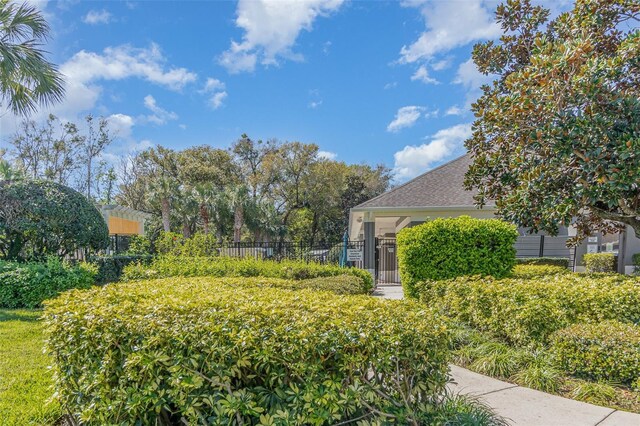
[515,257,570,268]
[551,321,640,385]
[44,277,450,425]
[584,253,617,273]
[397,216,518,299]
[91,255,152,284]
[0,258,96,308]
[417,266,640,345]
[122,256,374,293]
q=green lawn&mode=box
[0,309,60,425]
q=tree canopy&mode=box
[465,0,640,241]
[0,180,109,260]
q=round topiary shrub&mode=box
[397,216,518,298]
[0,180,109,260]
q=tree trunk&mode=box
[182,220,191,238]
[161,197,171,232]
[234,205,243,243]
[200,203,209,234]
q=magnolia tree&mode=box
[464,0,640,242]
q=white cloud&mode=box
[142,95,178,125]
[318,150,337,160]
[432,58,451,71]
[201,78,227,109]
[410,65,438,84]
[393,123,471,181]
[83,9,112,25]
[219,0,345,73]
[446,105,463,116]
[399,0,500,64]
[48,43,197,121]
[106,113,135,138]
[383,81,398,90]
[308,100,323,109]
[387,106,437,132]
[454,57,493,89]
[209,91,228,109]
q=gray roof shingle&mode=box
[355,154,486,209]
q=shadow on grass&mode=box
[0,309,42,323]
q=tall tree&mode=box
[78,115,112,200]
[0,0,64,116]
[142,146,179,232]
[465,0,640,241]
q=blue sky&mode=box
[0,0,570,182]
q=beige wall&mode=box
[108,216,143,235]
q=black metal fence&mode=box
[217,240,366,265]
[376,238,399,284]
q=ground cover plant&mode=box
[423,264,640,412]
[397,216,518,299]
[0,258,96,308]
[122,255,373,293]
[0,309,60,425]
[45,276,455,425]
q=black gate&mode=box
[375,238,400,285]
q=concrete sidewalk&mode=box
[374,285,640,426]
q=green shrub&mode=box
[44,277,450,425]
[584,253,617,273]
[511,264,570,279]
[91,255,153,284]
[125,235,151,255]
[0,180,109,261]
[633,253,640,274]
[516,257,570,268]
[123,256,374,293]
[0,258,96,308]
[417,271,640,345]
[569,381,618,405]
[397,216,518,299]
[552,321,640,384]
[155,232,219,256]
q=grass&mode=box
[0,309,59,425]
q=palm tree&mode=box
[0,1,64,116]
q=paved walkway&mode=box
[374,285,640,426]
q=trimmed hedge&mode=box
[397,216,518,299]
[0,258,96,308]
[417,267,640,345]
[122,256,374,293]
[91,255,152,284]
[510,264,570,279]
[552,321,640,384]
[44,277,450,425]
[584,253,617,273]
[516,257,570,268]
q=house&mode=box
[99,204,151,253]
[348,154,638,276]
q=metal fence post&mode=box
[539,235,545,257]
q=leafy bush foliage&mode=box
[584,253,617,273]
[123,256,374,293]
[633,253,640,275]
[0,258,96,308]
[91,255,152,284]
[516,257,570,268]
[552,321,640,385]
[155,232,219,257]
[397,216,517,298]
[0,180,109,260]
[125,235,151,255]
[44,277,450,424]
[417,267,640,345]
[510,264,570,279]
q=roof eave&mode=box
[350,205,496,213]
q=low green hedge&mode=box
[397,216,518,299]
[122,256,374,293]
[552,321,640,384]
[516,257,570,268]
[44,277,450,425]
[584,253,617,273]
[510,264,570,279]
[417,267,640,345]
[0,258,96,309]
[91,255,152,284]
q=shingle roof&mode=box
[355,154,487,209]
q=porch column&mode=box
[363,211,375,280]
